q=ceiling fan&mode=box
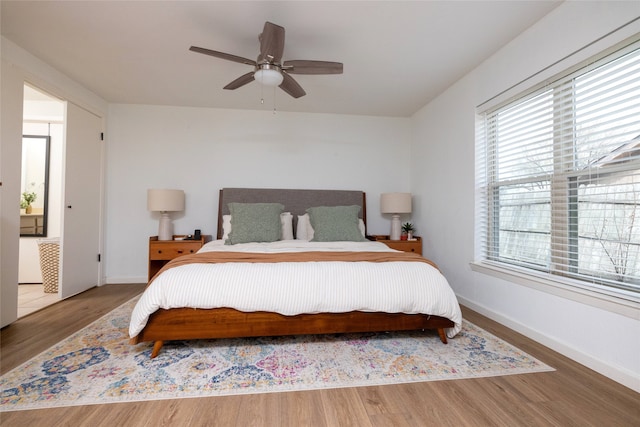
[189,21,343,98]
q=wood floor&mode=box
[1,284,638,426]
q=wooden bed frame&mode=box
[131,188,455,358]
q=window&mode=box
[476,39,640,299]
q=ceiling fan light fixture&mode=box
[254,68,283,87]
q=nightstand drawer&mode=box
[149,243,201,260]
[369,235,422,255]
[384,240,421,254]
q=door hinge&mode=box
[97,254,101,262]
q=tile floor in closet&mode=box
[18,284,59,318]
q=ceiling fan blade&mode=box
[189,46,256,67]
[223,72,255,90]
[283,60,343,75]
[258,22,285,63]
[279,73,306,98]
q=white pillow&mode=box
[296,214,313,241]
[296,213,365,240]
[222,212,293,241]
[358,219,366,237]
[222,214,232,240]
[280,212,294,240]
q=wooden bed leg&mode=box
[151,340,164,358]
[437,328,448,344]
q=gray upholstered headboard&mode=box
[217,188,367,239]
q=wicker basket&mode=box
[37,238,60,293]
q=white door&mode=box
[59,102,103,298]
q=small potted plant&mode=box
[401,222,415,240]
[21,191,37,214]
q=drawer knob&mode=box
[157,250,162,254]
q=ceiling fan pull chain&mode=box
[273,86,277,114]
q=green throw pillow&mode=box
[307,205,366,242]
[226,202,284,244]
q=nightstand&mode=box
[148,235,205,281]
[369,235,422,255]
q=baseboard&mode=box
[457,296,640,393]
[105,276,147,284]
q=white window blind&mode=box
[476,39,640,297]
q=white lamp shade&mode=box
[147,189,185,212]
[147,189,185,241]
[380,193,412,214]
[254,68,284,87]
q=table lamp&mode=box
[147,189,185,241]
[380,192,412,240]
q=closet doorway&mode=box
[19,85,64,317]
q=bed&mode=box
[130,188,462,358]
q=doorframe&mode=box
[19,85,65,290]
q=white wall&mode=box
[1,51,24,326]
[411,2,640,391]
[104,104,411,283]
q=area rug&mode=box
[1,297,553,411]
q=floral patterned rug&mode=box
[1,297,553,411]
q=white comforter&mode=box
[129,240,462,338]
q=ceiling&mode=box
[2,1,561,117]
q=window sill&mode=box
[469,261,640,320]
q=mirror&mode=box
[20,135,50,237]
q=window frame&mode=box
[474,37,640,313]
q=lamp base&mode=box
[389,214,401,240]
[158,212,173,241]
